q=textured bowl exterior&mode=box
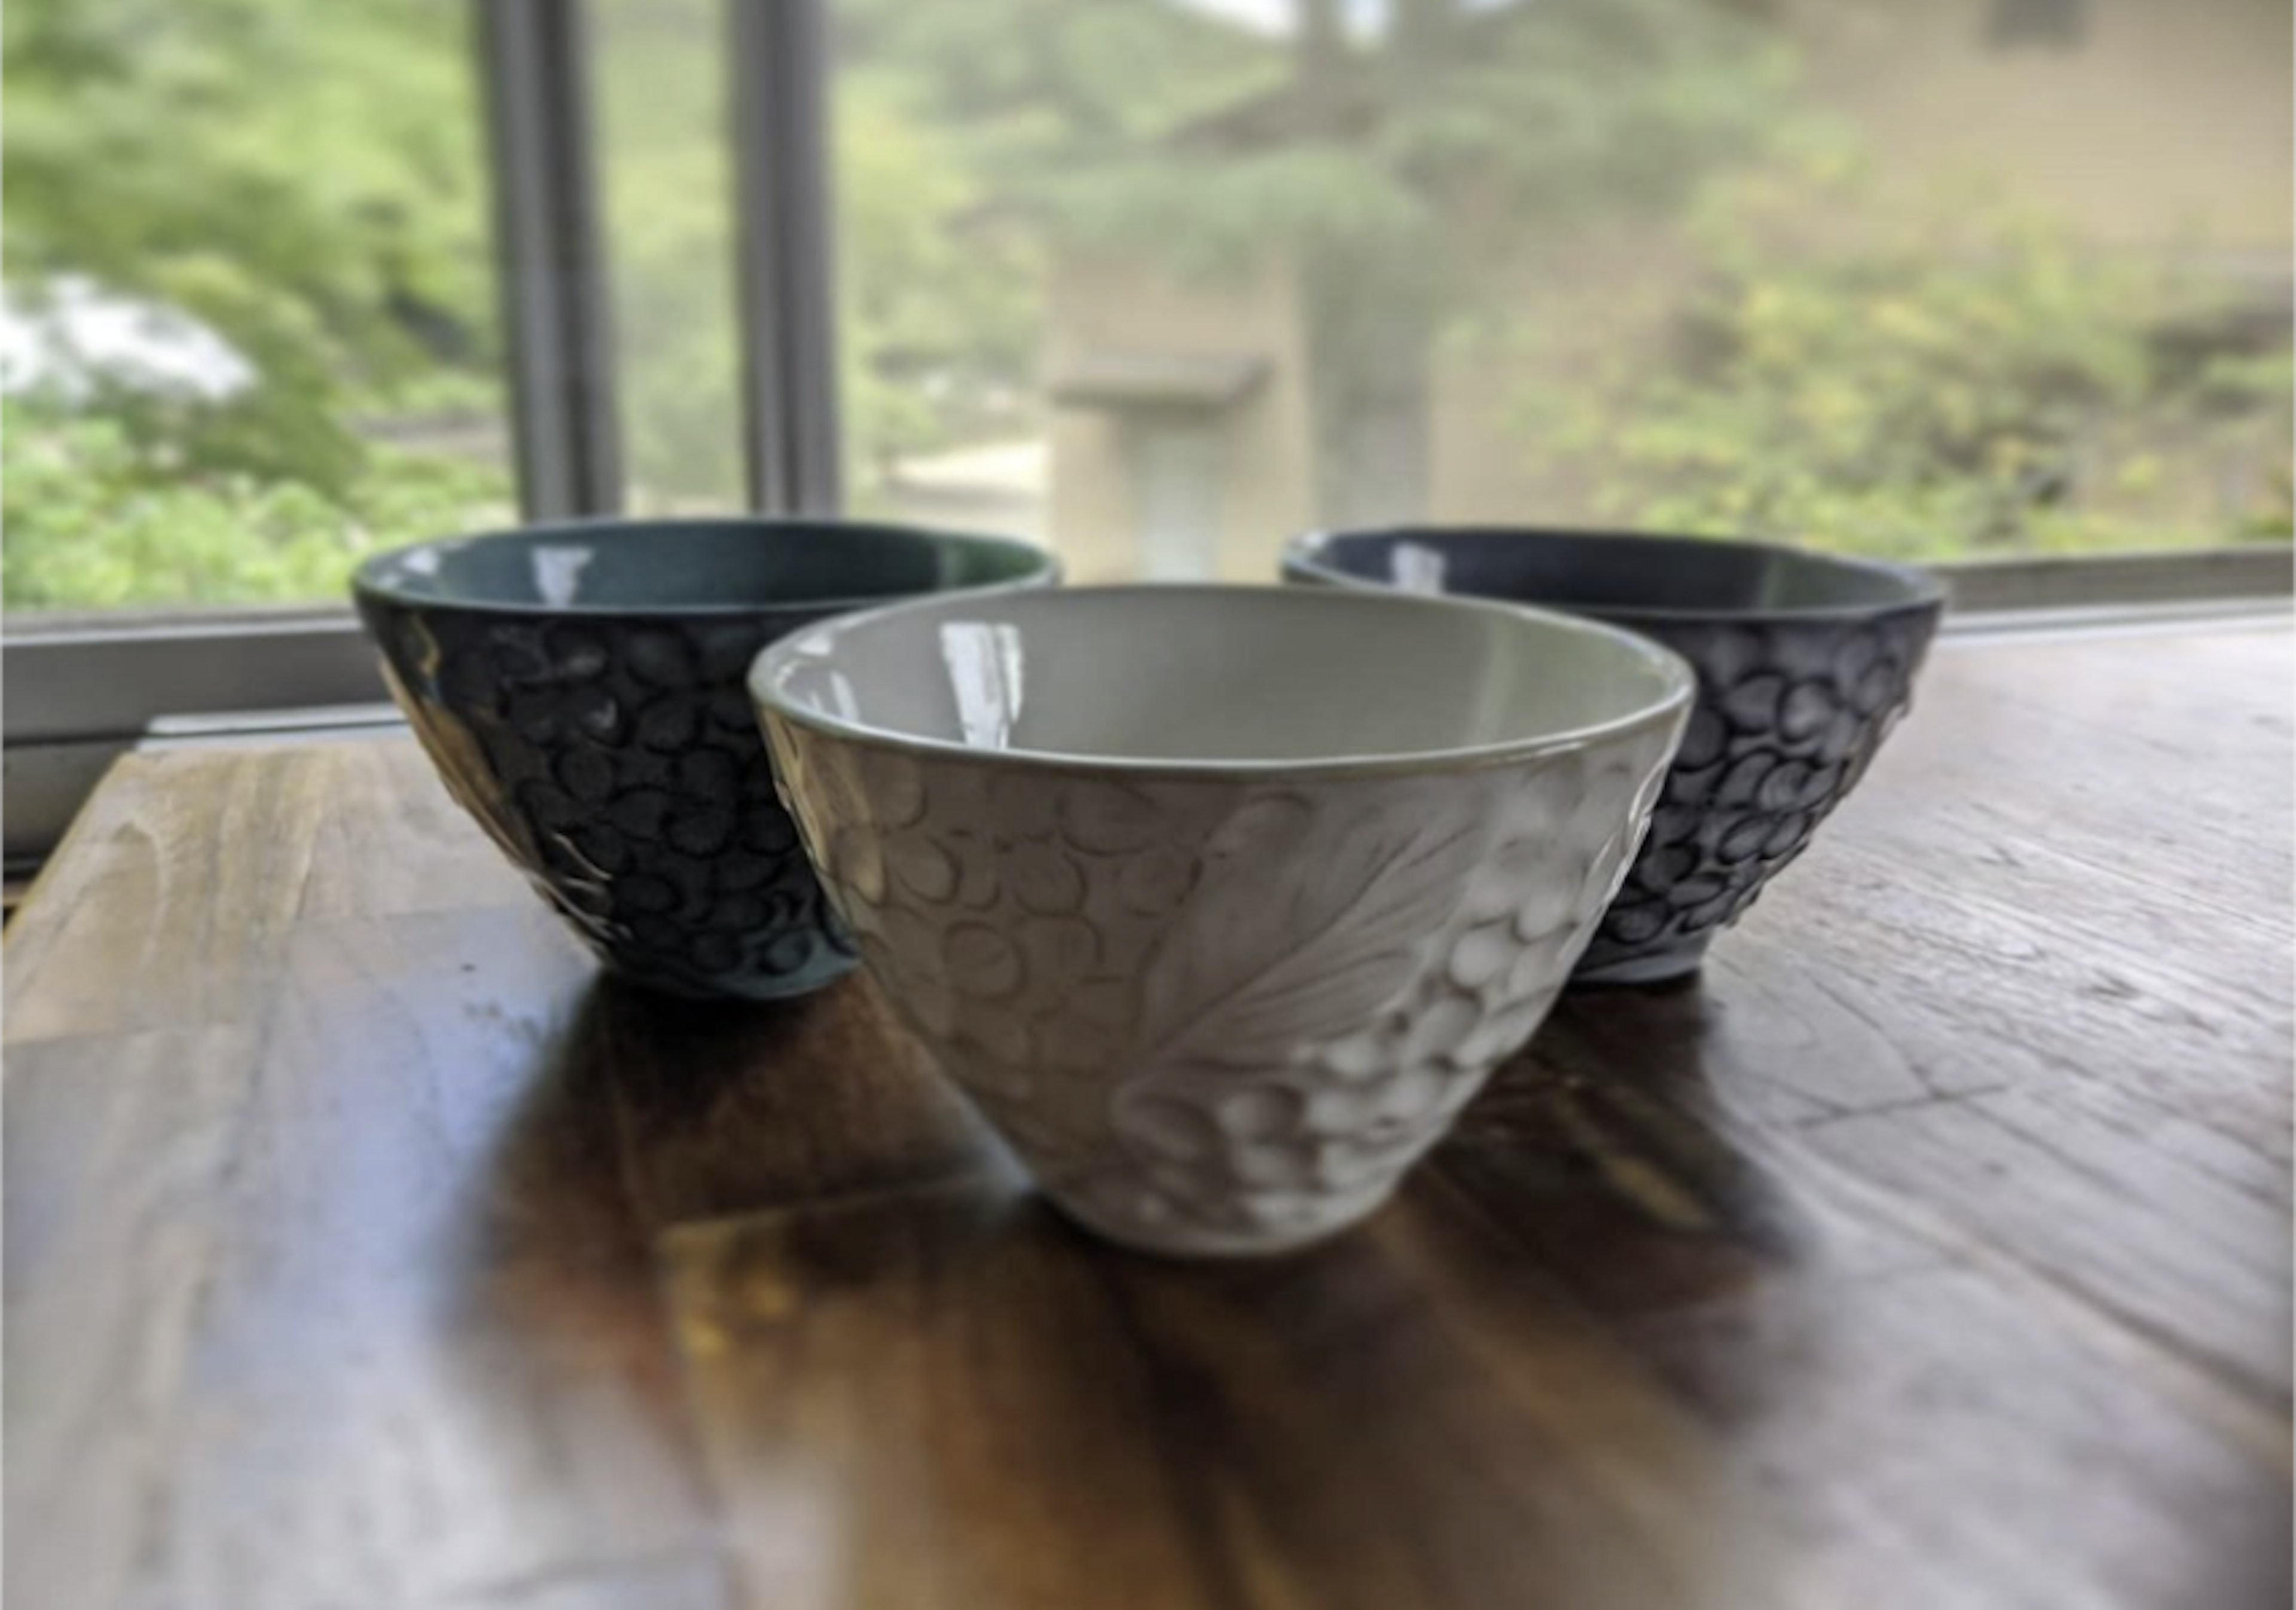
[359,601,860,998]
[1576,608,1938,983]
[1282,533,1943,985]
[762,711,1684,1255]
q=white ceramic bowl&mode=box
[750,584,1693,1257]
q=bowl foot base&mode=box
[1044,1187,1391,1260]
[1568,939,1712,991]
[600,953,860,1003]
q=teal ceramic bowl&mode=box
[353,517,1058,999]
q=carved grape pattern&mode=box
[765,712,1683,1255]
[359,603,856,1000]
[1578,607,1941,984]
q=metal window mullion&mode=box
[726,0,844,517]
[475,0,622,520]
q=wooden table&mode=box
[8,619,2291,1610]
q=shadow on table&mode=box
[471,958,1815,1354]
[456,981,667,1373]
[465,971,1002,1355]
[441,961,1869,1609]
[640,1065,1808,1610]
[1434,979,1819,1320]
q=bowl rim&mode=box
[349,514,1061,620]
[747,581,1696,782]
[1283,525,1947,624]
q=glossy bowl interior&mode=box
[749,582,1692,771]
[355,516,1057,618]
[1283,527,1941,623]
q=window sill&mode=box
[5,546,2288,870]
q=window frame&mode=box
[3,0,2289,872]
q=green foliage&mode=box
[829,0,1282,491]
[584,0,747,506]
[845,0,1797,285]
[1510,150,2295,557]
[2,398,507,609]
[576,0,1055,506]
[839,0,1281,156]
[845,0,1813,523]
[838,77,1043,485]
[3,0,507,609]
[1029,0,1797,279]
[4,0,496,457]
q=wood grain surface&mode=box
[7,621,2290,1610]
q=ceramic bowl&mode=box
[750,583,1692,1256]
[1283,527,1946,986]
[353,517,1057,1000]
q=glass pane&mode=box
[831,0,2294,581]
[593,0,748,514]
[2,0,512,615]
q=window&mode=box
[827,0,2294,580]
[5,0,2291,864]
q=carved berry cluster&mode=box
[368,606,854,1000]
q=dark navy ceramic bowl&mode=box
[354,517,1058,1000]
[1284,527,1944,986]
